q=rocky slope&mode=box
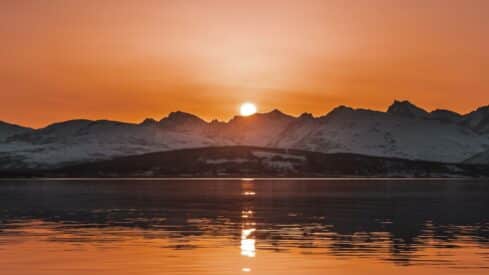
[3,146,488,178]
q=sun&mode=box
[239,102,257,116]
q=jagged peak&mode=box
[160,111,206,123]
[140,118,157,125]
[299,112,314,119]
[387,100,429,118]
[388,100,423,110]
[262,109,294,119]
[268,108,284,115]
[229,109,294,123]
[326,105,354,116]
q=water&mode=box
[0,179,488,274]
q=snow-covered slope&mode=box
[0,121,32,142]
[387,100,429,119]
[429,109,463,124]
[269,112,320,148]
[1,119,220,168]
[1,100,489,168]
[464,149,489,164]
[461,106,489,134]
[273,106,489,162]
[215,110,295,146]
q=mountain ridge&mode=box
[3,100,488,130]
[1,100,489,169]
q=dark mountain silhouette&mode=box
[3,146,488,178]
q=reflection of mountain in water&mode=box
[0,179,488,266]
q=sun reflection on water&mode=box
[1,180,489,274]
[240,180,257,272]
[241,228,256,258]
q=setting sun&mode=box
[239,102,257,116]
[1,2,488,275]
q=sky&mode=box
[1,0,488,128]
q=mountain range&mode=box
[1,100,489,170]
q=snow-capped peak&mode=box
[161,111,206,123]
[140,118,157,126]
[2,100,489,168]
[387,100,429,119]
[298,112,314,120]
[324,105,354,118]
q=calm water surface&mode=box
[0,179,488,274]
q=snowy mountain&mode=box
[1,100,489,169]
[157,111,208,132]
[461,106,489,134]
[273,105,489,162]
[429,109,463,124]
[0,121,32,142]
[1,118,219,168]
[387,100,430,119]
[464,148,489,164]
[213,109,295,146]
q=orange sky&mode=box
[1,0,488,128]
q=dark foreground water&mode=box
[0,179,488,274]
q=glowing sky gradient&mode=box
[1,0,488,128]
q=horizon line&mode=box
[2,99,488,130]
